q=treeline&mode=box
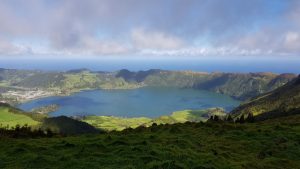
[208,113,255,123]
[0,112,263,139]
[0,124,56,138]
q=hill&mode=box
[42,116,101,135]
[0,103,100,135]
[231,75,300,120]
[0,114,299,168]
[0,68,297,103]
[0,103,39,128]
[116,69,162,82]
[83,108,226,131]
[194,73,296,100]
[0,103,225,133]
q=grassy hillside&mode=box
[0,114,299,169]
[0,105,39,128]
[83,116,152,131]
[116,71,297,100]
[42,116,101,134]
[169,108,226,122]
[15,73,65,88]
[83,108,226,131]
[0,102,225,133]
[116,69,161,82]
[0,104,99,135]
[231,75,300,120]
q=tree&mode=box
[213,115,219,122]
[46,128,53,137]
[226,114,233,122]
[246,113,255,123]
[34,128,45,137]
[15,124,20,132]
[239,114,245,124]
[152,123,158,127]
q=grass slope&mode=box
[0,107,39,128]
[83,108,226,131]
[42,116,101,135]
[170,108,226,122]
[0,103,102,135]
[0,115,299,169]
[231,75,300,120]
[83,116,152,131]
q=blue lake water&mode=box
[18,87,240,118]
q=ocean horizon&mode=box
[1,58,299,74]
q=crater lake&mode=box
[18,87,240,118]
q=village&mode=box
[0,89,57,104]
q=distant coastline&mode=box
[0,68,297,106]
[0,58,299,74]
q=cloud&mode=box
[84,39,130,55]
[283,31,300,52]
[0,40,32,56]
[220,0,300,55]
[138,47,267,57]
[131,28,184,50]
[49,34,131,55]
[72,37,131,55]
[0,0,299,58]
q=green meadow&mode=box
[0,115,299,169]
[83,108,225,131]
[0,107,39,128]
[83,116,152,131]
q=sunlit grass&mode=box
[1,115,299,169]
[83,108,226,131]
[0,107,39,128]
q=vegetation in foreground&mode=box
[0,114,299,169]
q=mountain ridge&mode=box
[230,75,300,120]
[0,68,297,104]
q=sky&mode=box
[0,0,300,60]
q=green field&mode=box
[0,115,299,169]
[0,107,39,128]
[169,108,225,122]
[83,108,226,131]
[83,116,152,131]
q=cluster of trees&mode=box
[0,124,55,138]
[209,113,255,123]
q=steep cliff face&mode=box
[136,71,297,100]
[231,75,300,120]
